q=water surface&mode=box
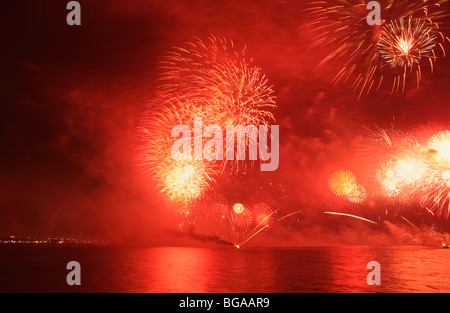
[1,245,448,292]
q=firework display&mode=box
[159,35,276,130]
[329,128,450,219]
[306,0,449,98]
[8,0,450,297]
[428,130,450,164]
[135,3,450,248]
[329,170,358,197]
[137,35,278,233]
[378,16,445,93]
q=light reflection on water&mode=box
[1,245,449,292]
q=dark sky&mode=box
[1,0,450,244]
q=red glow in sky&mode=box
[2,0,450,246]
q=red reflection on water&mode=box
[324,245,450,292]
[144,247,211,292]
[385,246,450,292]
[141,247,278,292]
[122,246,450,293]
[325,246,382,292]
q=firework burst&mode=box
[157,36,277,175]
[379,17,439,69]
[393,154,427,186]
[160,159,213,206]
[359,126,419,163]
[231,203,254,230]
[329,169,358,196]
[233,203,245,214]
[251,202,275,228]
[137,103,216,214]
[418,167,450,218]
[203,193,229,221]
[378,16,445,93]
[350,126,450,219]
[138,35,278,217]
[428,130,450,164]
[159,35,276,128]
[376,161,402,198]
[306,0,449,98]
[347,184,368,203]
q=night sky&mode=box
[2,0,450,245]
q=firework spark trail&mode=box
[248,208,279,236]
[324,212,379,225]
[238,225,269,247]
[421,204,435,216]
[401,216,421,231]
[277,210,304,222]
[237,209,279,247]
